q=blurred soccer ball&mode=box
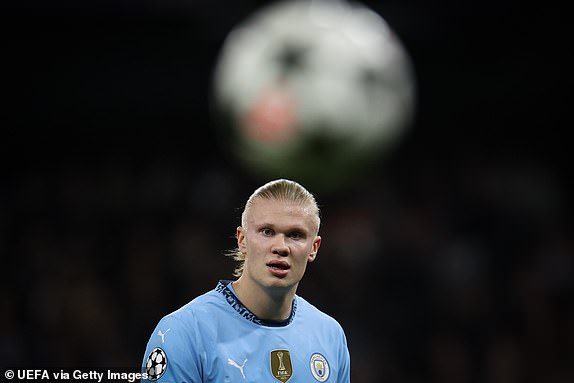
[211,0,416,191]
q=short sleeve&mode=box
[141,315,202,383]
[337,325,351,383]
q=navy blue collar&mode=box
[215,280,297,327]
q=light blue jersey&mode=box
[141,280,350,382]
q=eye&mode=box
[288,231,304,240]
[261,228,274,237]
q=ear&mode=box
[308,235,321,263]
[237,226,247,254]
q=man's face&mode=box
[237,198,321,292]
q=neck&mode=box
[232,278,296,321]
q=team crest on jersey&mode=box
[270,349,293,382]
[310,353,330,382]
[145,347,168,381]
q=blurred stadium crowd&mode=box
[2,1,572,382]
[3,153,572,382]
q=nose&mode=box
[271,234,289,256]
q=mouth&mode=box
[266,260,290,277]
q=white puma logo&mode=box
[157,329,171,344]
[227,358,248,379]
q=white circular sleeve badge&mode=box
[310,353,330,382]
[145,347,168,381]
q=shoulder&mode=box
[295,295,339,322]
[295,295,346,334]
[142,290,226,382]
[144,288,225,351]
[160,287,225,328]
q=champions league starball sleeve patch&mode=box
[145,347,168,381]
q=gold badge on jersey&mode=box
[270,349,293,382]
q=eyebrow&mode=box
[256,222,310,233]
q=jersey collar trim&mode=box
[216,280,297,327]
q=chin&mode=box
[264,276,300,291]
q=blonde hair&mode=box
[228,179,320,277]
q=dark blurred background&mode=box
[1,0,572,382]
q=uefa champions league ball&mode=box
[211,0,416,191]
